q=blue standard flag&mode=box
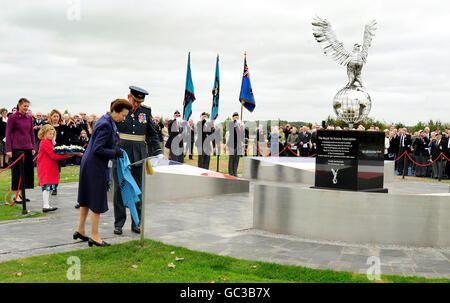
[183,52,196,120]
[239,53,255,112]
[211,54,220,120]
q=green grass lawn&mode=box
[0,239,448,283]
[0,166,80,221]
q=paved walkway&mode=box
[0,182,449,279]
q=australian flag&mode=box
[211,54,220,120]
[239,54,255,112]
[183,52,196,120]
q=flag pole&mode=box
[214,53,220,172]
[241,51,246,122]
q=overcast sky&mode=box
[0,0,449,125]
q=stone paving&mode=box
[0,182,449,279]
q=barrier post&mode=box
[12,152,36,217]
[402,152,407,179]
[438,155,443,182]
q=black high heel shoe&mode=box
[88,238,111,247]
[18,194,30,202]
[73,231,89,242]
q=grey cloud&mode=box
[0,0,448,125]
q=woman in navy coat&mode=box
[74,99,132,247]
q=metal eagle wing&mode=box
[312,16,351,66]
[361,20,377,64]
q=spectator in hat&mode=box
[227,112,244,176]
[165,110,185,163]
[196,112,214,169]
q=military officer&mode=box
[165,110,185,163]
[113,86,163,235]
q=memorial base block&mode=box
[315,130,386,191]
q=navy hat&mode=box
[174,110,180,115]
[129,86,149,102]
[232,112,239,117]
[201,112,208,116]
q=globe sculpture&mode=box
[312,17,377,128]
[333,87,372,129]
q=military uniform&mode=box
[112,86,162,234]
[165,110,185,163]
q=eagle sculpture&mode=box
[312,17,377,88]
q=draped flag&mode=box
[183,52,196,120]
[239,53,255,112]
[211,54,220,120]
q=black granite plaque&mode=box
[314,130,385,192]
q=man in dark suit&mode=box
[227,112,244,177]
[33,112,46,154]
[196,112,214,169]
[412,131,429,177]
[165,110,185,163]
[430,134,444,179]
[443,129,450,178]
[298,126,311,157]
[112,86,163,235]
[390,129,400,168]
[397,128,412,175]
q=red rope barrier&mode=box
[255,145,288,157]
[442,153,450,162]
[5,175,22,207]
[0,153,25,175]
[393,151,408,162]
[255,145,317,158]
[406,152,446,167]
[286,146,317,158]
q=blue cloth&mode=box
[116,148,142,226]
[211,55,220,120]
[239,56,255,112]
[183,52,195,121]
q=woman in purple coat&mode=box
[5,98,36,203]
[74,99,132,247]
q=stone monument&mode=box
[314,129,387,192]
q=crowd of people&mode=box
[259,124,450,179]
[0,106,94,168]
[384,126,450,179]
[1,103,449,181]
